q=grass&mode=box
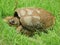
[0,0,60,45]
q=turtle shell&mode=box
[14,8,55,31]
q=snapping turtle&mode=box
[4,8,55,36]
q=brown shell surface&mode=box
[14,8,55,31]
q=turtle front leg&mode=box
[16,25,23,33]
[17,26,34,36]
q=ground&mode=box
[0,0,60,45]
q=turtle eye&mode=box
[11,20,15,23]
[9,20,15,24]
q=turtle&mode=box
[4,8,55,36]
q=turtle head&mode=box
[9,11,21,26]
[9,17,20,26]
[3,16,20,27]
[3,12,21,26]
